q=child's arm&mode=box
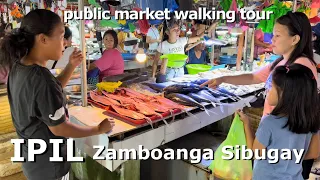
[304,132,320,160]
[243,120,254,150]
[237,110,270,157]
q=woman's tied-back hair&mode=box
[271,64,320,134]
[270,11,316,70]
[0,9,61,70]
[64,26,72,40]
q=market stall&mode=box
[1,0,320,179]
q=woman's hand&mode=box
[97,118,115,133]
[68,48,83,68]
[208,21,219,33]
[236,109,250,125]
[200,77,224,89]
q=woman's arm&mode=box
[88,62,97,72]
[187,22,218,44]
[56,48,83,88]
[201,74,264,89]
[49,120,114,138]
[146,36,160,44]
[304,133,320,160]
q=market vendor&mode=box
[201,12,318,180]
[87,29,124,82]
[152,17,217,82]
[253,28,272,58]
[0,9,114,180]
[146,23,161,54]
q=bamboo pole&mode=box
[236,32,245,70]
[79,0,87,106]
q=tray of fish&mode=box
[88,88,188,127]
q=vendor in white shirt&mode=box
[47,26,74,69]
[146,23,161,54]
[152,17,217,82]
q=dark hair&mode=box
[64,26,72,39]
[271,64,320,134]
[162,13,181,42]
[103,30,118,48]
[5,23,12,30]
[0,9,61,69]
[270,12,316,70]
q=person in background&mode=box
[146,23,161,55]
[152,16,217,82]
[88,30,124,82]
[201,12,318,179]
[0,9,114,180]
[253,28,272,58]
[46,26,74,70]
[238,64,320,180]
[4,23,12,35]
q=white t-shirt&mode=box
[157,37,188,55]
[46,47,75,69]
[147,27,160,50]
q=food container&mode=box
[186,64,212,74]
[160,54,188,68]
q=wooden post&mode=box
[236,32,245,70]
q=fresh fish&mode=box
[154,96,197,120]
[216,87,241,101]
[165,93,211,116]
[102,91,136,104]
[163,83,205,94]
[204,87,227,97]
[119,88,154,101]
[142,82,169,92]
[197,90,234,113]
[196,90,221,103]
[111,104,154,128]
[187,93,217,108]
[90,91,121,106]
[190,79,209,85]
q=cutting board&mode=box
[68,106,109,126]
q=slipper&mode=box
[311,168,320,175]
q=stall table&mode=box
[69,93,258,175]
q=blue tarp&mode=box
[135,0,178,12]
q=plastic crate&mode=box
[219,55,237,65]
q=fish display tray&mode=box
[88,98,182,126]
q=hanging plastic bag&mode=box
[209,114,252,180]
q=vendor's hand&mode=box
[157,39,162,43]
[208,21,219,32]
[236,109,250,125]
[200,77,223,89]
[68,48,83,68]
[97,118,115,133]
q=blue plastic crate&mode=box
[219,55,237,65]
[121,53,136,60]
[210,64,226,70]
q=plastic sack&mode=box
[209,114,252,180]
